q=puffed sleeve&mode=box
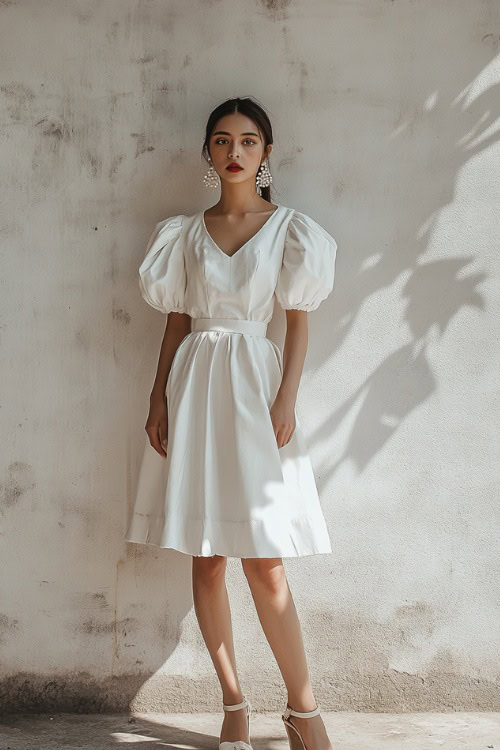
[138,214,187,314]
[275,210,337,311]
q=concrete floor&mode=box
[0,711,499,749]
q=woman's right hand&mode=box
[146,394,169,458]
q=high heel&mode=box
[282,702,321,750]
[219,695,253,750]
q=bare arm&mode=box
[270,309,308,448]
[146,311,191,457]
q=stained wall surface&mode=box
[1,0,499,713]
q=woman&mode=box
[125,96,337,750]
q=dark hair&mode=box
[201,96,274,203]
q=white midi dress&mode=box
[124,204,338,558]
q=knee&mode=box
[192,554,227,586]
[241,558,286,592]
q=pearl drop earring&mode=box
[256,159,273,192]
[203,156,220,188]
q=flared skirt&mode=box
[125,326,332,558]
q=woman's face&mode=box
[207,112,272,187]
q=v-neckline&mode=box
[201,205,283,260]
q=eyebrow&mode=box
[212,131,261,138]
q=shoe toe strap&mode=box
[219,742,252,750]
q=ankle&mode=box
[286,697,318,713]
[223,692,245,706]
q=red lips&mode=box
[226,163,243,171]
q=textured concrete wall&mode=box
[1,0,499,714]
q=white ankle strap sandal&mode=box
[282,703,321,749]
[219,695,253,750]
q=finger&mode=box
[276,425,286,449]
[271,419,280,443]
[147,425,166,458]
[282,424,294,447]
[159,423,168,456]
[149,434,164,458]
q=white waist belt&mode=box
[191,317,268,337]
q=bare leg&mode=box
[191,555,250,745]
[241,557,333,750]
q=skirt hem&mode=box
[124,510,332,559]
[124,536,332,559]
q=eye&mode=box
[214,138,257,146]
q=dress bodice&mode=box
[138,205,338,322]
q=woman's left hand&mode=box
[270,392,296,448]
